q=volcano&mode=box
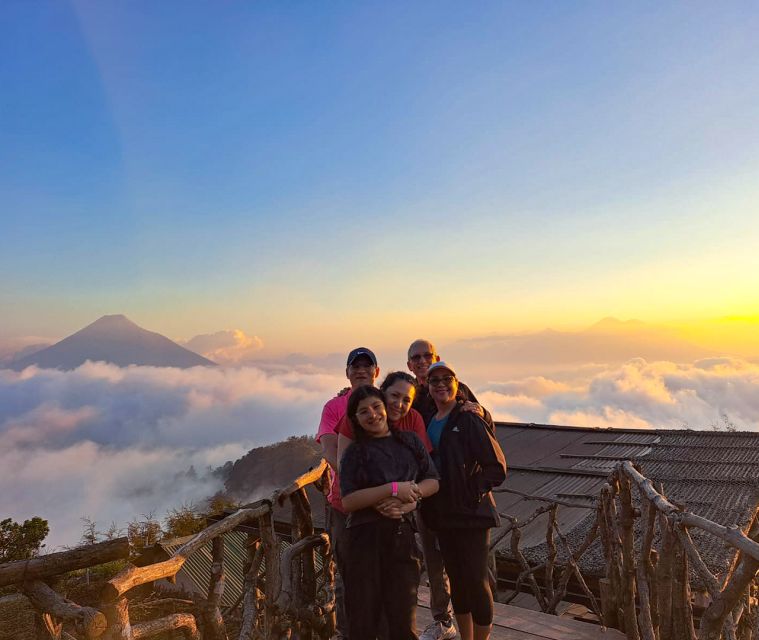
[9,315,216,370]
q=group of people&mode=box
[316,340,507,640]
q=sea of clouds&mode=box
[3,356,759,548]
[479,357,759,430]
[0,362,343,548]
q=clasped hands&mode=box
[375,481,422,520]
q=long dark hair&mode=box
[347,385,388,443]
[346,385,424,483]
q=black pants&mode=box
[343,518,421,640]
[330,507,349,637]
[436,527,493,626]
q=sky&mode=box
[2,1,759,355]
[4,2,759,544]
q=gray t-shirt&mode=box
[340,431,439,528]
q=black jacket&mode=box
[421,403,507,530]
[413,380,495,432]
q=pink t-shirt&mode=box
[316,391,351,512]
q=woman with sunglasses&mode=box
[340,385,439,639]
[420,362,507,640]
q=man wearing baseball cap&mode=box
[316,347,380,639]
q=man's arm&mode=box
[316,399,341,469]
[320,433,338,471]
[459,382,495,432]
[337,433,352,470]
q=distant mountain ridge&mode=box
[8,314,216,370]
[446,317,716,368]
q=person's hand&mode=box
[462,401,484,418]
[395,481,422,503]
[336,386,351,397]
[375,497,405,519]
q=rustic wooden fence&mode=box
[602,461,758,640]
[490,484,603,617]
[3,458,757,640]
[491,461,759,640]
[0,460,334,640]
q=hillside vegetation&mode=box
[224,435,322,502]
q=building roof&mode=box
[159,531,249,607]
[492,422,759,585]
[161,491,329,607]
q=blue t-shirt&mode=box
[427,415,448,452]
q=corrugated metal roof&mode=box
[498,428,579,466]
[159,528,327,607]
[639,460,759,481]
[160,531,249,607]
[657,432,759,448]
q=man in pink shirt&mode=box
[316,347,380,639]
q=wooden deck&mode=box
[416,587,626,640]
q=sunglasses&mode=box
[428,375,455,387]
[409,352,434,363]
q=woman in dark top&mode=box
[340,385,439,640]
[420,362,507,640]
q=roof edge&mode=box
[495,421,759,437]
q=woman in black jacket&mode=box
[420,362,506,640]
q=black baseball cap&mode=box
[346,347,377,366]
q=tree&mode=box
[103,521,121,540]
[80,516,98,546]
[164,502,204,539]
[0,517,49,562]
[206,492,238,516]
[711,413,738,432]
[127,512,162,550]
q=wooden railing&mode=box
[490,486,603,617]
[602,461,758,640]
[0,459,335,640]
[492,461,759,640]
[3,458,756,640]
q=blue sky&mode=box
[2,1,759,352]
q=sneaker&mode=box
[420,620,457,640]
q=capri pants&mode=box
[436,527,493,626]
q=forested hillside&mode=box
[224,435,323,502]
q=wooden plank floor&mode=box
[416,587,626,640]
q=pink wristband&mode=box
[391,481,399,497]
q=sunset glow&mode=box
[2,2,759,359]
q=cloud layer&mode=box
[479,357,759,431]
[4,355,759,549]
[182,329,264,365]
[0,362,342,547]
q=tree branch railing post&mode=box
[3,456,753,640]
[0,460,336,640]
[491,461,757,640]
[203,534,227,640]
[600,461,759,640]
[491,487,601,615]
